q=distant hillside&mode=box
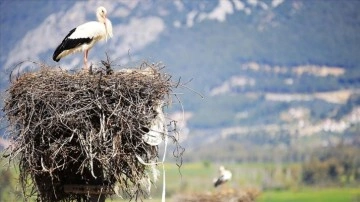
[1,0,360,161]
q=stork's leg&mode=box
[83,50,89,70]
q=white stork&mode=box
[213,166,232,187]
[53,6,113,70]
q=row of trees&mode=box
[302,143,360,186]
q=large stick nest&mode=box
[3,62,178,201]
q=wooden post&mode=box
[64,185,113,202]
[89,194,105,202]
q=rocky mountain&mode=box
[1,0,360,160]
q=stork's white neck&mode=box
[97,15,106,23]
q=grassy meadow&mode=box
[258,188,360,202]
[106,162,360,201]
[1,158,359,201]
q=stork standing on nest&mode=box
[53,6,113,70]
[214,166,232,187]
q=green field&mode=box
[258,188,360,202]
[110,187,360,202]
[107,162,360,202]
[109,187,360,202]
[1,160,359,201]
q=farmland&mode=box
[1,157,359,201]
[258,188,360,202]
[107,162,360,201]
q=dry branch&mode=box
[3,62,179,201]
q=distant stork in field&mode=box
[214,166,232,187]
[53,6,113,70]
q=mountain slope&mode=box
[1,0,360,161]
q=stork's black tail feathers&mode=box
[53,28,77,62]
[52,49,61,62]
[214,178,224,187]
[52,27,92,62]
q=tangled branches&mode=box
[173,188,260,202]
[3,62,178,201]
